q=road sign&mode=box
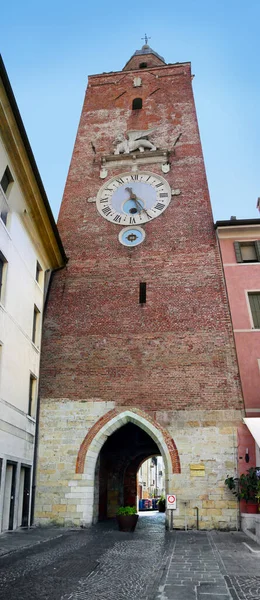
[166,494,177,510]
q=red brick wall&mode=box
[40,60,243,412]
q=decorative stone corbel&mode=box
[162,163,170,174]
[100,167,108,179]
[171,189,181,196]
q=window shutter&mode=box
[234,242,242,263]
[254,241,260,261]
[248,293,260,328]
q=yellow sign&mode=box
[190,464,205,477]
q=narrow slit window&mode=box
[32,305,40,344]
[28,374,37,417]
[35,261,42,283]
[132,98,142,110]
[139,282,146,304]
[0,251,7,304]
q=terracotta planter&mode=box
[158,500,165,512]
[116,514,139,532]
[240,500,258,514]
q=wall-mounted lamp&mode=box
[245,448,250,463]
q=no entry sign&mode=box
[166,494,177,510]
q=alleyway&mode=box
[0,513,259,600]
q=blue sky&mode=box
[1,1,259,221]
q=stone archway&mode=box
[73,408,180,525]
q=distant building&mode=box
[215,218,260,479]
[138,456,165,501]
[0,55,66,532]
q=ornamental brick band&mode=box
[75,407,181,474]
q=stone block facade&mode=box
[35,402,241,529]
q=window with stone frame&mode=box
[234,241,260,263]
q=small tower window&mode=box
[139,62,147,69]
[132,98,142,110]
[139,282,146,304]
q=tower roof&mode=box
[133,44,165,63]
[123,43,166,71]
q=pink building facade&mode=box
[216,218,260,478]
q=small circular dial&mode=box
[118,226,146,247]
[96,171,171,225]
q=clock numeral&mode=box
[100,197,109,204]
[115,178,125,185]
[154,202,165,211]
[102,206,112,216]
[131,174,139,180]
[159,193,168,198]
[155,183,163,188]
[129,217,136,224]
[113,214,122,223]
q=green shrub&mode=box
[117,506,137,515]
[225,467,260,502]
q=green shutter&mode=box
[234,242,242,263]
[254,241,260,261]
[248,293,260,328]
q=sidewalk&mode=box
[155,530,260,600]
[0,526,71,557]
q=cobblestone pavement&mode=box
[0,513,170,600]
[0,514,260,600]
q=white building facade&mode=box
[0,56,66,532]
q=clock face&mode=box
[96,171,171,225]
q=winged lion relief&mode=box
[114,128,157,155]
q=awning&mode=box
[243,418,260,448]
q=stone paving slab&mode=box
[0,516,260,599]
[155,530,232,600]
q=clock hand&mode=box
[125,187,150,217]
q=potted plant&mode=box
[256,473,260,512]
[116,506,139,532]
[225,467,260,513]
[157,496,166,513]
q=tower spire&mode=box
[141,34,151,46]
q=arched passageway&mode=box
[96,422,160,519]
[75,408,180,525]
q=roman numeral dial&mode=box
[96,171,171,225]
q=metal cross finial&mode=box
[141,34,151,45]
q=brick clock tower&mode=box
[35,43,244,529]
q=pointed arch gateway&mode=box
[74,408,180,525]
